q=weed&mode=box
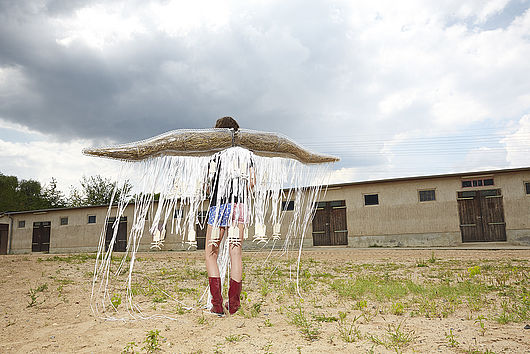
[474,315,486,335]
[27,283,48,307]
[174,303,187,315]
[262,341,273,353]
[354,299,368,311]
[260,280,272,297]
[337,312,362,343]
[387,321,415,350]
[213,342,223,353]
[289,303,320,341]
[368,321,415,351]
[468,266,481,277]
[225,334,242,343]
[391,301,405,316]
[111,293,122,310]
[264,319,273,327]
[494,310,513,324]
[251,301,262,317]
[428,251,437,264]
[445,328,459,347]
[122,341,138,353]
[152,296,167,303]
[197,313,207,325]
[313,314,338,322]
[142,329,163,353]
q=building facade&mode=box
[1,167,529,254]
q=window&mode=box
[108,216,127,223]
[462,178,494,188]
[60,217,68,226]
[525,182,530,195]
[315,202,327,209]
[18,220,25,228]
[282,201,294,211]
[462,181,472,188]
[480,189,499,197]
[88,215,96,224]
[419,190,436,202]
[458,191,476,198]
[364,194,379,206]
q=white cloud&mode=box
[1,0,529,186]
[0,124,121,192]
[54,4,147,50]
[456,146,508,171]
[149,0,231,37]
[503,113,530,167]
[327,167,360,184]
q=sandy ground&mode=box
[0,249,529,353]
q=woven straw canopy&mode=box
[83,128,339,164]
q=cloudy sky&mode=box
[1,0,529,193]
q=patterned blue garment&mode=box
[207,204,232,227]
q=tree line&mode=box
[0,173,131,213]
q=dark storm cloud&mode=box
[0,0,373,148]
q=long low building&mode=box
[1,167,529,254]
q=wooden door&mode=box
[330,200,348,245]
[457,189,506,242]
[32,222,51,252]
[106,217,128,252]
[312,202,330,246]
[196,211,207,250]
[0,224,8,255]
[312,200,348,246]
[479,189,506,241]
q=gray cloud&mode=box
[0,0,529,180]
[0,0,367,145]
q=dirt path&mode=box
[0,249,528,353]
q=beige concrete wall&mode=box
[3,169,529,253]
[314,170,530,246]
[321,179,461,237]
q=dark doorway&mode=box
[0,224,8,255]
[196,211,208,250]
[312,200,348,246]
[32,221,51,252]
[106,217,128,252]
[457,189,507,242]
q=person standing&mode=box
[205,117,254,316]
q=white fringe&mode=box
[91,147,331,320]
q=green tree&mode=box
[68,175,132,206]
[0,173,19,212]
[0,173,53,212]
[17,179,46,210]
[42,178,66,208]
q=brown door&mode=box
[196,211,207,250]
[312,202,330,246]
[312,200,348,246]
[0,224,8,255]
[457,189,506,242]
[32,222,51,252]
[106,217,128,252]
[479,189,507,241]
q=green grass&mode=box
[288,303,320,341]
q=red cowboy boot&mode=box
[208,277,224,315]
[226,278,242,315]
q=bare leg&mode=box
[205,225,226,278]
[228,223,245,282]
